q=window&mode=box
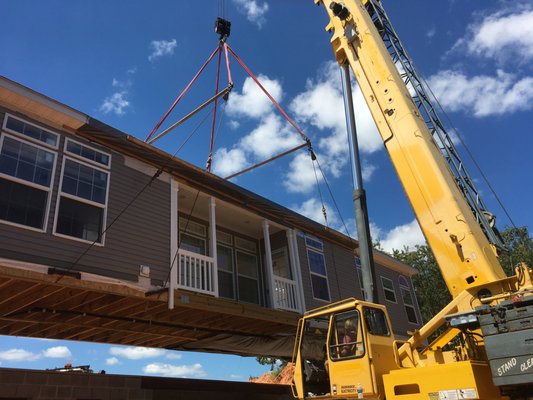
[0,115,58,231]
[180,232,206,254]
[329,310,364,361]
[381,277,397,303]
[179,217,207,238]
[217,244,234,299]
[66,140,109,167]
[4,114,59,148]
[399,276,418,324]
[178,216,207,255]
[217,231,261,304]
[272,247,291,279]
[305,236,324,251]
[363,307,390,336]
[54,139,110,244]
[355,256,366,300]
[235,236,256,253]
[236,250,260,304]
[306,236,330,302]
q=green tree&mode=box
[498,226,533,276]
[255,357,288,377]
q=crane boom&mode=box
[317,0,507,298]
[292,2,533,398]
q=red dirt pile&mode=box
[250,362,294,384]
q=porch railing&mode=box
[177,249,217,297]
[273,276,299,312]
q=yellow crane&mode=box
[291,1,533,399]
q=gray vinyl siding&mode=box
[296,232,361,310]
[0,108,170,284]
[295,231,421,336]
[375,265,421,337]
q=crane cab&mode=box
[292,298,397,399]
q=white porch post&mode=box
[287,229,306,313]
[262,220,276,308]
[169,179,179,309]
[209,197,219,297]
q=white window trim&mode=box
[52,155,110,246]
[179,231,207,255]
[306,247,331,303]
[234,235,257,253]
[399,276,419,325]
[381,276,397,304]
[216,229,233,246]
[236,249,259,279]
[3,113,59,149]
[64,138,111,168]
[235,249,260,304]
[305,235,324,251]
[271,247,291,279]
[179,216,207,238]
[217,243,235,273]
[217,243,236,300]
[0,132,58,233]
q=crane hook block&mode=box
[215,17,231,41]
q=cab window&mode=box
[363,307,390,336]
[328,310,365,361]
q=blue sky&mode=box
[1,0,532,381]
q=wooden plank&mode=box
[0,265,147,298]
[0,283,66,316]
[0,281,39,307]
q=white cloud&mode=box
[109,346,165,360]
[290,79,345,133]
[227,75,283,119]
[291,198,338,227]
[228,120,241,130]
[0,349,40,362]
[42,346,72,358]
[284,62,382,193]
[426,26,436,39]
[239,114,300,159]
[290,62,382,155]
[106,357,121,366]
[148,39,177,62]
[214,74,308,179]
[165,352,182,360]
[283,152,320,193]
[143,362,207,378]
[368,222,383,243]
[428,69,533,117]
[100,91,130,116]
[232,0,269,28]
[212,147,249,177]
[376,219,426,253]
[361,162,377,181]
[458,8,533,63]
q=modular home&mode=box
[0,76,421,356]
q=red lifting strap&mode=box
[144,44,222,143]
[226,44,309,143]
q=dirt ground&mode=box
[250,362,294,384]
